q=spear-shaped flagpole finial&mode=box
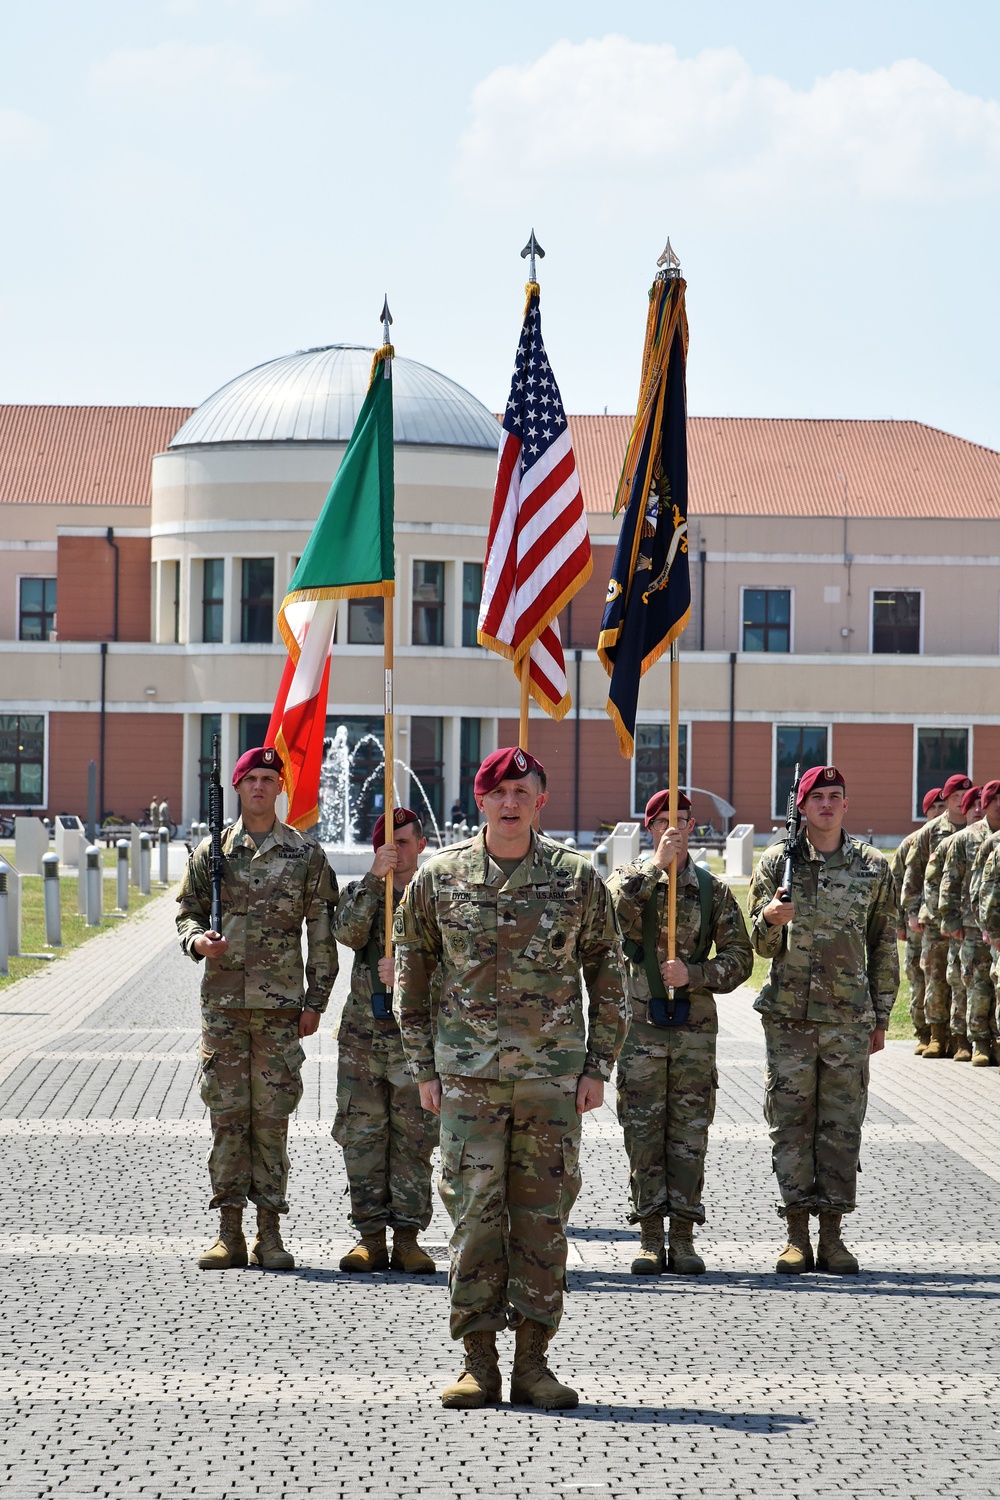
[656,237,682,280]
[520,229,545,283]
[380,295,393,346]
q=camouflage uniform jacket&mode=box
[888,829,921,903]
[748,830,899,1028]
[939,819,992,933]
[393,828,627,1084]
[176,817,339,1013]
[605,856,753,1035]
[919,833,960,929]
[901,813,964,922]
[977,837,1000,941]
[970,829,1000,923]
[332,871,407,1046]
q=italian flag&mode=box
[267,348,395,828]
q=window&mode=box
[462,563,483,648]
[412,561,445,646]
[199,713,221,821]
[19,578,56,641]
[240,558,274,643]
[872,590,920,653]
[348,599,384,645]
[239,714,271,755]
[916,728,968,817]
[742,588,791,653]
[410,716,444,826]
[458,718,481,820]
[203,559,224,643]
[0,714,44,805]
[774,726,829,818]
[634,724,688,818]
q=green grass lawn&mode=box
[0,875,160,988]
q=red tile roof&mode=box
[569,416,1000,520]
[0,405,192,507]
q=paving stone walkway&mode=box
[3,889,1000,1498]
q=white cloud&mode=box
[0,106,46,160]
[458,37,1000,203]
[90,41,285,106]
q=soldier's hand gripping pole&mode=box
[208,733,224,935]
[779,763,802,905]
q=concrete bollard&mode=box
[86,845,102,927]
[0,867,7,976]
[139,833,152,896]
[116,839,130,912]
[158,826,170,884]
[42,852,61,947]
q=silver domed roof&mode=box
[169,344,501,450]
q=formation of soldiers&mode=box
[894,775,1000,1066]
[177,744,900,1410]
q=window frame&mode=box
[461,561,484,649]
[409,714,445,826]
[17,575,57,642]
[739,585,793,654]
[202,558,225,644]
[771,723,831,821]
[411,558,447,648]
[912,725,971,821]
[0,711,47,808]
[239,556,276,645]
[869,586,924,655]
[630,721,692,821]
[347,597,385,646]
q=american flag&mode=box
[477,285,592,719]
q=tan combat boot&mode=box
[198,1206,248,1270]
[390,1225,436,1274]
[922,1024,949,1058]
[510,1321,579,1410]
[817,1211,860,1274]
[952,1034,972,1062]
[249,1208,295,1270]
[667,1217,706,1275]
[913,1032,931,1055]
[630,1215,665,1275]
[339,1229,389,1273]
[440,1331,502,1409]
[971,1043,992,1067]
[775,1208,814,1274]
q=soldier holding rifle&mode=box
[748,766,899,1275]
[177,744,339,1271]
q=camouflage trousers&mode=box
[762,1019,870,1218]
[199,1007,305,1213]
[333,1029,438,1235]
[616,1025,717,1226]
[905,929,926,1033]
[961,929,998,1044]
[438,1074,581,1340]
[919,928,951,1027]
[947,938,967,1037]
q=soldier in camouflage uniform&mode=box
[748,765,899,1276]
[927,785,982,1061]
[394,747,626,1412]
[332,807,439,1274]
[940,780,1000,1066]
[889,787,942,1053]
[902,773,973,1058]
[606,788,752,1277]
[176,746,339,1271]
[976,816,1000,1058]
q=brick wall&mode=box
[497,716,631,837]
[47,710,182,821]
[56,535,151,642]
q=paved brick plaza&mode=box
[2,891,1000,1499]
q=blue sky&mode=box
[1,1,998,450]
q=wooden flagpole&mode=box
[666,640,680,968]
[380,297,396,961]
[518,654,530,751]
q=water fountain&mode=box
[317,725,454,875]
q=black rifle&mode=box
[779,763,802,904]
[208,733,224,935]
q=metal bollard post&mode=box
[116,839,130,912]
[139,833,151,896]
[158,825,169,884]
[42,852,61,947]
[86,845,102,927]
[0,868,7,976]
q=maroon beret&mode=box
[921,787,943,815]
[644,789,692,828]
[942,774,973,800]
[961,785,983,816]
[980,780,1000,811]
[372,807,420,851]
[232,745,283,788]
[474,746,544,798]
[796,765,846,805]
